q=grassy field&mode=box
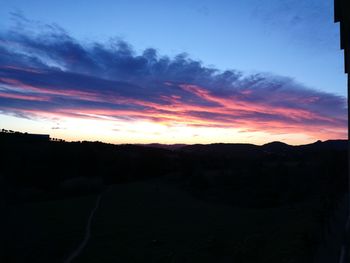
[6,194,98,263]
[74,178,322,263]
[5,177,326,263]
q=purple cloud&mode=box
[0,16,347,140]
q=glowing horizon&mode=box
[1,113,344,146]
[0,69,347,145]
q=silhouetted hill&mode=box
[1,130,347,209]
[262,141,293,153]
[298,139,348,151]
[139,143,187,150]
[178,140,347,157]
[179,143,262,158]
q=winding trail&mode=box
[64,193,103,263]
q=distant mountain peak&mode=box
[263,141,290,147]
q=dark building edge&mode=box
[335,0,349,262]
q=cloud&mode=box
[0,16,347,140]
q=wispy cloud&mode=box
[0,16,347,140]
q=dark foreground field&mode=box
[1,131,348,262]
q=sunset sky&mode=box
[0,0,347,145]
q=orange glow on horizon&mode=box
[0,77,347,145]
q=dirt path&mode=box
[64,193,103,263]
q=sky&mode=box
[0,0,347,145]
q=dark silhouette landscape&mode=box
[1,1,349,262]
[1,130,348,262]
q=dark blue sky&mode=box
[0,0,346,96]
